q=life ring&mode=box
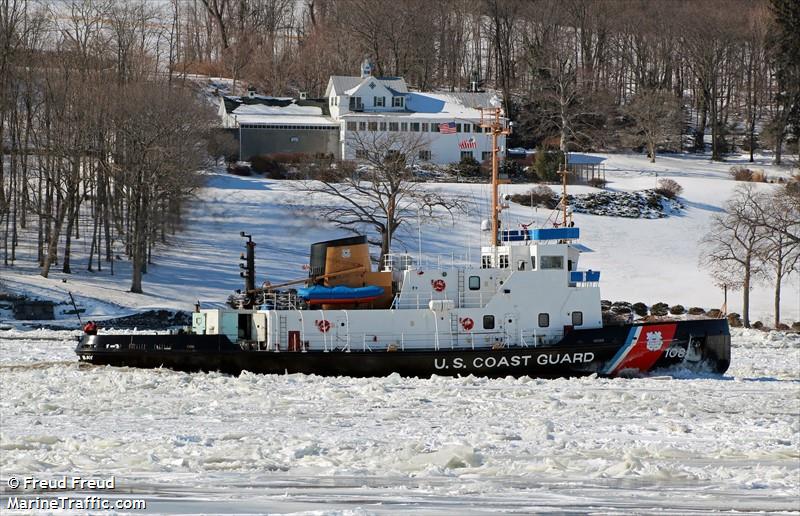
[461,317,474,331]
[316,319,331,333]
[432,279,446,292]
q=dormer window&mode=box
[392,96,404,108]
[374,96,385,107]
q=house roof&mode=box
[237,114,338,126]
[222,95,330,116]
[328,75,408,96]
[567,154,607,165]
[341,91,501,121]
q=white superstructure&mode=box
[194,227,602,353]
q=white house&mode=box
[325,60,506,164]
[218,60,507,164]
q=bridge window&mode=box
[481,256,491,269]
[483,315,495,330]
[572,311,583,326]
[531,256,536,270]
[538,313,549,328]
[517,260,526,271]
[540,256,563,269]
[469,276,481,290]
[499,254,509,268]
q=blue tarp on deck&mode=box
[297,285,384,301]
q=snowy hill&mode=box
[1,152,798,325]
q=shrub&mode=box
[688,306,706,315]
[227,163,251,176]
[730,166,752,181]
[250,155,287,179]
[727,313,742,327]
[525,166,541,182]
[632,302,648,317]
[669,304,686,315]
[792,321,800,331]
[602,311,628,326]
[601,299,612,311]
[501,159,524,179]
[312,160,354,182]
[270,152,312,164]
[510,185,556,208]
[654,178,683,199]
[588,177,607,188]
[451,155,482,178]
[533,146,564,182]
[646,194,662,209]
[207,130,239,163]
[750,169,767,182]
[776,323,790,331]
[611,301,632,310]
[752,320,764,330]
[706,309,723,318]
[650,302,669,316]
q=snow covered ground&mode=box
[0,327,798,514]
[1,151,798,326]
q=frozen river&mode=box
[1,327,798,514]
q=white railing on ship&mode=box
[382,253,472,272]
[306,330,564,352]
[258,327,564,352]
[393,292,489,309]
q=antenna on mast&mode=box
[480,99,512,246]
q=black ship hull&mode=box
[75,319,730,379]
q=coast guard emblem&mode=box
[646,331,664,351]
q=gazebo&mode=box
[566,154,606,184]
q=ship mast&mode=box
[559,152,570,227]
[480,106,512,246]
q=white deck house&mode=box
[219,62,507,164]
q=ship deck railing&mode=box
[257,291,302,310]
[260,328,564,353]
[392,291,491,309]
[382,253,472,272]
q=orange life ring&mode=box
[432,279,446,292]
[461,317,474,331]
[316,319,331,333]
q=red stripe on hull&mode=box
[613,323,678,374]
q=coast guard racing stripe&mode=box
[602,324,678,375]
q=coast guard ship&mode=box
[76,108,730,378]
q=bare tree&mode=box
[757,191,800,327]
[625,89,683,163]
[296,131,468,262]
[112,82,215,293]
[736,181,800,246]
[701,185,769,327]
[765,0,800,165]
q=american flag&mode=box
[438,121,457,134]
[458,138,477,150]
